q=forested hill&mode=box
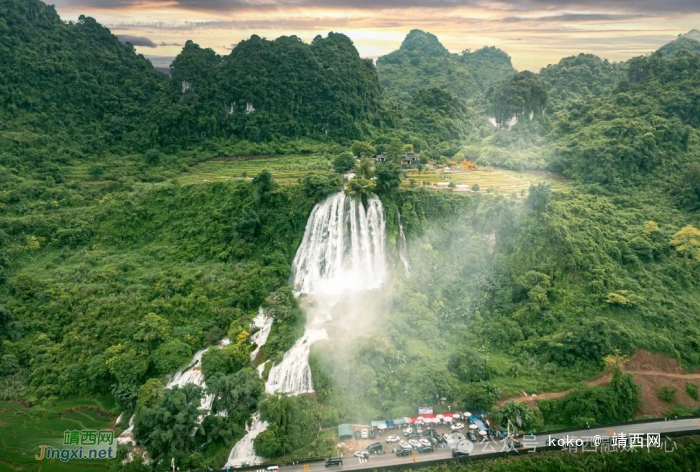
[151,33,383,145]
[0,0,385,150]
[549,51,699,195]
[0,0,164,151]
[376,29,515,102]
[539,54,627,115]
[658,29,700,57]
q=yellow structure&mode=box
[461,160,477,171]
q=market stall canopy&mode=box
[338,424,353,439]
[370,421,386,428]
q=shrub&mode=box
[686,382,698,401]
[657,385,677,402]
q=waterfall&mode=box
[250,307,274,363]
[226,191,389,467]
[117,308,274,450]
[397,209,411,278]
[225,412,269,467]
[291,192,387,296]
[266,192,387,394]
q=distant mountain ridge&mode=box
[376,29,515,102]
[0,0,164,148]
[658,29,700,56]
[151,33,384,144]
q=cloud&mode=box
[116,34,157,47]
[53,0,700,13]
[502,13,648,23]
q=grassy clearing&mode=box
[0,398,116,472]
[404,168,567,195]
[177,154,333,185]
[178,155,565,194]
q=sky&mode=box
[49,0,700,71]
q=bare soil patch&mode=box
[499,350,700,417]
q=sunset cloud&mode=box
[50,0,700,70]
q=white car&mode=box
[451,423,465,431]
[354,451,369,458]
[402,427,413,436]
[408,439,421,449]
[416,426,423,434]
[386,435,400,443]
[361,428,369,439]
[419,439,431,447]
[399,441,412,450]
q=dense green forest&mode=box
[377,30,515,102]
[1,0,699,470]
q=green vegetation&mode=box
[657,385,678,402]
[539,369,641,428]
[492,71,547,128]
[658,29,700,57]
[0,398,116,472]
[152,33,384,144]
[377,29,515,102]
[686,382,699,401]
[539,54,627,115]
[1,2,699,469]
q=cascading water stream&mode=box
[397,209,411,278]
[116,310,274,454]
[226,191,388,467]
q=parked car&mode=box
[467,432,478,442]
[452,450,469,458]
[386,435,400,443]
[419,439,431,447]
[361,429,369,439]
[409,439,421,449]
[424,429,438,437]
[396,448,411,457]
[428,437,438,446]
[416,426,423,434]
[266,467,279,472]
[399,441,412,450]
[417,445,434,454]
[402,427,413,436]
[354,451,369,459]
[367,443,383,454]
[325,458,343,468]
[451,423,465,431]
[407,432,421,439]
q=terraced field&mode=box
[178,154,333,185]
[179,155,565,196]
[404,167,566,195]
[0,398,117,472]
